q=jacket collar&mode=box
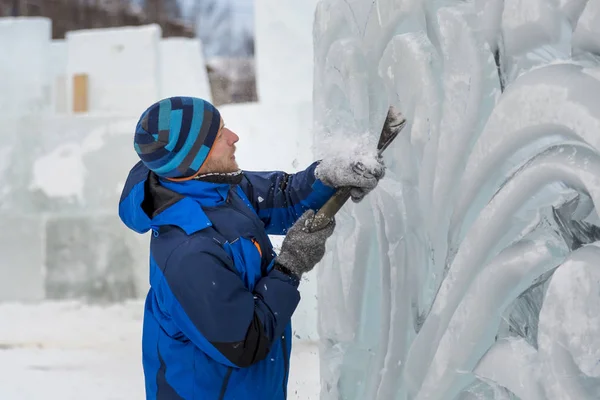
[160,177,231,207]
[149,177,232,235]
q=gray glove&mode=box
[275,210,336,279]
[315,155,386,202]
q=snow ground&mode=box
[0,300,320,399]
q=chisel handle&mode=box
[308,187,352,232]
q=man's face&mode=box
[199,119,240,174]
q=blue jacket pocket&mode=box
[222,237,263,291]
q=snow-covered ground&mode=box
[0,301,320,399]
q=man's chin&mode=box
[225,159,239,173]
[201,159,240,174]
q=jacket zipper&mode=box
[281,332,289,400]
[226,189,288,397]
[218,367,233,400]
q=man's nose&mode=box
[225,129,239,145]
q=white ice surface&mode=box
[48,40,68,114]
[572,0,600,55]
[313,0,600,399]
[159,38,213,102]
[254,0,319,104]
[0,301,320,399]
[27,117,139,205]
[0,215,45,302]
[0,115,149,303]
[0,17,51,115]
[65,25,161,116]
[501,0,563,56]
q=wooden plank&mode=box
[72,73,88,113]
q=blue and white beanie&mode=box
[134,96,221,179]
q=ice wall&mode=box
[0,20,218,304]
[255,0,319,104]
[49,40,68,114]
[159,38,212,102]
[0,18,52,115]
[0,115,149,303]
[0,21,213,118]
[65,26,212,115]
[314,0,600,399]
[66,25,161,116]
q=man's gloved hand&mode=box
[274,210,336,279]
[315,154,386,203]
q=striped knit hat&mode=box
[134,97,221,179]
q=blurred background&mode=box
[0,0,257,105]
[0,1,321,398]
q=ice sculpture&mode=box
[313,0,600,399]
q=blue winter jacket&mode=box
[118,161,334,400]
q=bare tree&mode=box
[193,0,234,58]
[239,26,254,57]
[163,0,181,19]
[142,0,181,23]
[11,0,19,15]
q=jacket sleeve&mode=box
[239,161,336,235]
[155,237,301,368]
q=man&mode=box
[119,96,385,399]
